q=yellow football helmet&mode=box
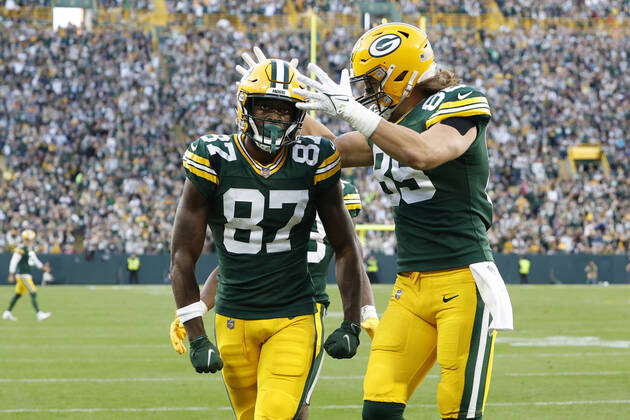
[236,59,306,153]
[350,23,437,117]
[21,229,36,242]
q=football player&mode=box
[170,59,367,420]
[294,23,514,420]
[3,230,52,322]
[169,179,377,419]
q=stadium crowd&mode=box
[0,16,627,256]
[3,0,627,17]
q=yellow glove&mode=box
[169,317,187,355]
[361,317,380,340]
[360,305,379,340]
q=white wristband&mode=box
[360,305,378,323]
[176,300,208,323]
[344,100,382,139]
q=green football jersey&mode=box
[371,84,494,272]
[183,133,341,319]
[307,179,361,307]
[15,246,33,275]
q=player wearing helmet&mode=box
[170,59,368,419]
[3,229,52,322]
[295,23,513,420]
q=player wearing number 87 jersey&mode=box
[294,23,513,420]
[170,59,366,420]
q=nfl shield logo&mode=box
[395,289,403,300]
[227,319,235,329]
[261,168,271,178]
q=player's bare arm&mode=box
[369,119,477,170]
[302,114,335,141]
[316,181,362,323]
[334,131,374,168]
[200,267,219,310]
[316,180,364,358]
[171,179,223,373]
[170,179,210,340]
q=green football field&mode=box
[0,284,628,419]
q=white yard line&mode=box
[1,371,627,384]
[1,351,627,364]
[2,400,629,413]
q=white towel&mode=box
[469,261,514,331]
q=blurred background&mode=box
[0,0,628,285]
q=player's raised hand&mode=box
[169,317,187,355]
[235,46,299,77]
[189,335,223,373]
[323,320,360,359]
[295,63,382,138]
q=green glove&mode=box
[189,335,223,373]
[323,320,360,359]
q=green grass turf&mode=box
[0,284,628,419]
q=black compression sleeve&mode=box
[441,117,476,135]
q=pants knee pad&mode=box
[363,400,406,420]
[257,389,299,419]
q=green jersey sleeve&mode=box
[182,136,221,199]
[423,84,492,129]
[310,136,341,193]
[341,180,361,218]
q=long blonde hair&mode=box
[415,69,461,97]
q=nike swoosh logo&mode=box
[442,295,459,303]
[207,349,214,368]
[343,334,351,352]
[458,91,473,100]
[190,143,198,151]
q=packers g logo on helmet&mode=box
[235,60,306,154]
[368,34,402,57]
[350,23,437,118]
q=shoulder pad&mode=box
[424,84,491,129]
[306,137,340,185]
[183,135,224,186]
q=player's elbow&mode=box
[405,152,436,171]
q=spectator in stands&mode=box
[0,16,627,257]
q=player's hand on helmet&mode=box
[236,46,299,77]
[169,317,188,355]
[324,320,360,359]
[295,63,381,138]
[189,335,223,373]
[360,305,379,340]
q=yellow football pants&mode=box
[215,304,325,420]
[363,268,496,419]
[15,275,37,295]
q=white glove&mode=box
[294,63,382,138]
[235,46,299,77]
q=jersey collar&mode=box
[234,135,288,178]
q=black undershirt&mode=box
[441,117,476,135]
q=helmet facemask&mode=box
[240,96,305,154]
[350,66,396,117]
